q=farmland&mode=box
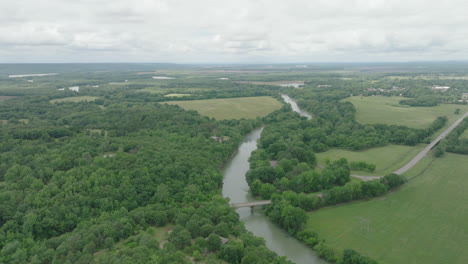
[315,144,425,176]
[344,96,468,129]
[164,96,282,120]
[305,153,468,264]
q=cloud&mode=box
[0,0,467,62]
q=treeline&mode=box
[399,95,439,107]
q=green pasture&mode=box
[164,96,282,120]
[344,96,468,129]
[316,144,425,176]
[50,96,99,103]
[305,153,468,264]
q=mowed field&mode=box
[306,153,468,264]
[50,96,99,103]
[344,96,468,129]
[164,96,282,120]
[316,144,425,176]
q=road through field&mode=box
[352,111,468,180]
[394,111,468,175]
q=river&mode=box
[281,94,312,120]
[222,95,324,264]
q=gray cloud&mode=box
[0,0,467,62]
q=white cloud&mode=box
[0,0,467,62]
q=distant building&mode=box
[318,85,332,88]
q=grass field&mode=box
[164,93,192,97]
[316,144,425,176]
[344,96,468,129]
[305,153,468,264]
[164,96,282,120]
[50,96,99,103]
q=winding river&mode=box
[222,95,324,264]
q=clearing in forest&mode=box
[164,96,282,120]
[306,153,468,264]
[315,144,425,176]
[345,96,468,129]
[50,96,100,103]
[164,93,192,97]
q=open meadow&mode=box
[164,96,282,120]
[305,153,468,264]
[344,96,468,129]
[315,144,425,176]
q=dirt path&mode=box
[351,111,468,180]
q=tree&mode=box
[207,234,221,252]
[168,225,191,249]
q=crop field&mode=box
[305,153,468,264]
[316,144,425,176]
[50,96,99,103]
[344,96,468,129]
[164,96,282,120]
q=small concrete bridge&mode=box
[231,200,271,209]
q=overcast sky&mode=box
[1,0,467,63]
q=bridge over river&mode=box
[231,200,271,208]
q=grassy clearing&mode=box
[164,96,282,120]
[344,96,468,129]
[50,96,99,103]
[305,153,468,264]
[316,144,425,176]
[164,93,192,97]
